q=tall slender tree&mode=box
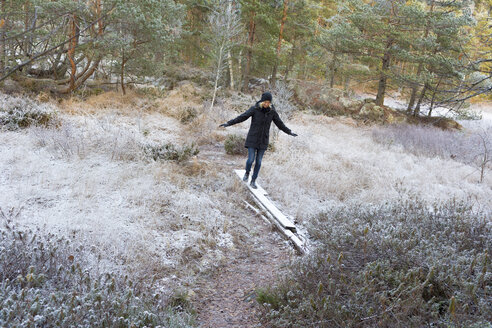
[0,0,6,74]
[208,0,242,109]
[270,0,289,87]
[241,0,256,91]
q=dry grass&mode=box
[154,82,205,118]
[58,90,157,115]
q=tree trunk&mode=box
[120,50,126,95]
[238,47,242,82]
[407,62,422,112]
[0,0,6,74]
[55,54,88,84]
[375,40,392,106]
[67,13,78,92]
[24,1,30,58]
[301,57,308,79]
[52,51,67,79]
[407,0,434,112]
[58,56,102,94]
[413,83,428,116]
[428,76,442,116]
[242,12,256,92]
[329,54,337,88]
[228,50,234,89]
[271,0,289,87]
[283,37,296,80]
[314,15,321,36]
[95,0,103,36]
[210,44,224,111]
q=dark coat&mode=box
[226,101,292,150]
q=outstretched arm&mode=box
[220,106,255,127]
[273,111,297,136]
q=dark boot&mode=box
[243,172,249,182]
[250,180,257,189]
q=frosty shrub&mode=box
[271,81,296,120]
[31,122,87,159]
[271,81,296,143]
[257,196,491,327]
[0,93,59,130]
[224,134,246,155]
[0,208,196,328]
[143,142,199,162]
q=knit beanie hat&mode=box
[260,91,272,102]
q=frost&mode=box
[0,93,59,130]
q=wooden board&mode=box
[243,200,306,254]
[235,169,296,232]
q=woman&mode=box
[220,91,297,189]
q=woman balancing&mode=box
[220,91,297,189]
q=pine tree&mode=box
[106,0,185,94]
[404,0,475,115]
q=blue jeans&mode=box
[245,147,266,181]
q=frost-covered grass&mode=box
[31,117,144,161]
[0,124,243,278]
[0,209,196,327]
[257,195,491,327]
[0,92,258,304]
[259,113,492,221]
[0,93,59,130]
[371,123,491,175]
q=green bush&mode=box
[224,134,247,155]
[178,107,199,124]
[0,207,196,328]
[256,195,491,327]
[143,142,199,162]
[0,93,59,130]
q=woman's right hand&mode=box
[219,123,229,127]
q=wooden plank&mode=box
[243,200,271,226]
[234,169,268,195]
[235,169,296,232]
[244,200,306,254]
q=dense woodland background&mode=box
[0,0,491,111]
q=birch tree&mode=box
[208,0,242,111]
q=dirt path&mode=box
[192,145,296,327]
[193,225,293,328]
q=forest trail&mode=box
[193,228,291,327]
[192,144,295,327]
